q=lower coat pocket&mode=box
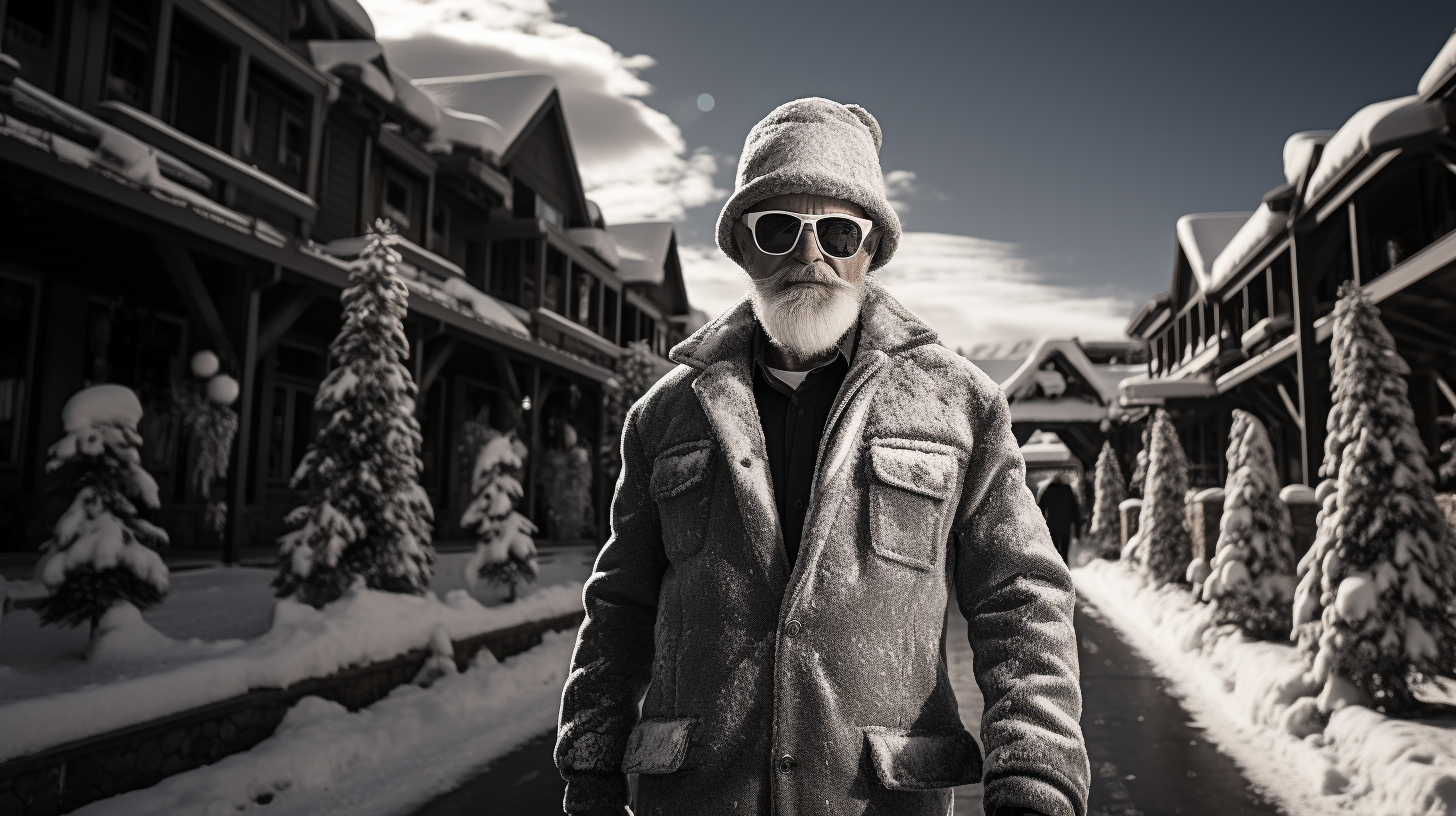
[862,725,982,790]
[621,717,696,775]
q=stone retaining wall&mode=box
[0,611,583,816]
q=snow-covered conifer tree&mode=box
[1088,441,1126,559]
[1292,284,1456,714]
[275,222,435,608]
[462,431,538,600]
[1202,410,1297,639]
[1128,409,1193,585]
[36,384,169,633]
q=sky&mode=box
[364,0,1456,355]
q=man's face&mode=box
[732,194,883,359]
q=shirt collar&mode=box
[752,321,858,375]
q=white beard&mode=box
[748,262,864,357]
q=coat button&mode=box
[786,619,803,637]
[793,499,804,510]
[740,457,751,468]
[778,754,797,773]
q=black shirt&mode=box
[751,328,854,568]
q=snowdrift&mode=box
[1076,559,1456,816]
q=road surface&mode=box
[412,595,1285,815]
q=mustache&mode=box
[754,260,854,291]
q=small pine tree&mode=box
[275,223,435,608]
[1088,441,1127,559]
[463,431,538,601]
[36,384,169,633]
[1202,410,1297,639]
[1129,409,1193,586]
[1292,285,1456,714]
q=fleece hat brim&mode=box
[716,98,901,272]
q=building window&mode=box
[537,195,563,228]
[105,0,154,109]
[164,12,230,147]
[266,343,324,483]
[382,172,413,229]
[240,89,258,156]
[0,276,37,465]
[278,111,305,174]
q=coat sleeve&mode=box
[554,406,667,813]
[952,389,1090,816]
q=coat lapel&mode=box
[678,298,790,588]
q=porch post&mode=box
[1289,235,1329,486]
[223,274,263,564]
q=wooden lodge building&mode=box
[0,0,697,558]
[1119,31,1456,490]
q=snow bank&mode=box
[0,583,582,762]
[1076,558,1456,816]
[72,630,576,816]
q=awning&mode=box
[1303,96,1446,206]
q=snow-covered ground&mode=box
[71,629,576,816]
[0,548,592,762]
[1075,557,1456,816]
[0,547,593,700]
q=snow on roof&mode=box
[1207,204,1285,295]
[62,384,143,432]
[1009,400,1111,425]
[1000,338,1122,405]
[438,277,531,338]
[1177,213,1253,294]
[412,73,556,150]
[390,69,439,131]
[566,227,620,268]
[308,40,395,102]
[969,358,1023,384]
[1282,130,1336,185]
[1303,96,1446,206]
[1418,28,1456,100]
[326,0,375,38]
[1021,435,1077,466]
[608,222,676,285]
[428,106,506,158]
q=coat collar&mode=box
[669,277,939,370]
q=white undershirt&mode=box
[765,366,811,391]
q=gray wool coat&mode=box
[555,279,1089,816]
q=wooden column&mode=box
[1289,234,1329,486]
[147,0,174,119]
[525,365,541,526]
[223,276,263,564]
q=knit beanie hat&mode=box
[716,98,901,272]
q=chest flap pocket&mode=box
[867,439,960,571]
[650,440,715,562]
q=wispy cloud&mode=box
[681,233,1132,349]
[360,0,724,222]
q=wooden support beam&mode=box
[418,337,459,400]
[256,288,316,360]
[155,239,237,364]
[1288,235,1329,485]
[491,349,523,403]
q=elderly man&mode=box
[556,98,1088,816]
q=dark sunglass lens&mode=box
[754,213,803,254]
[817,218,863,258]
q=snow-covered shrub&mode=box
[537,423,594,541]
[275,223,435,608]
[1293,284,1456,715]
[1129,422,1151,497]
[1088,441,1126,559]
[36,384,169,633]
[1125,409,1192,586]
[1202,410,1297,639]
[462,431,538,601]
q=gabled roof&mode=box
[1207,204,1284,296]
[608,222,675,285]
[1126,291,1170,338]
[999,338,1121,406]
[1303,96,1446,206]
[1176,213,1252,295]
[608,222,690,314]
[413,73,557,149]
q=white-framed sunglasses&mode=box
[741,210,877,259]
